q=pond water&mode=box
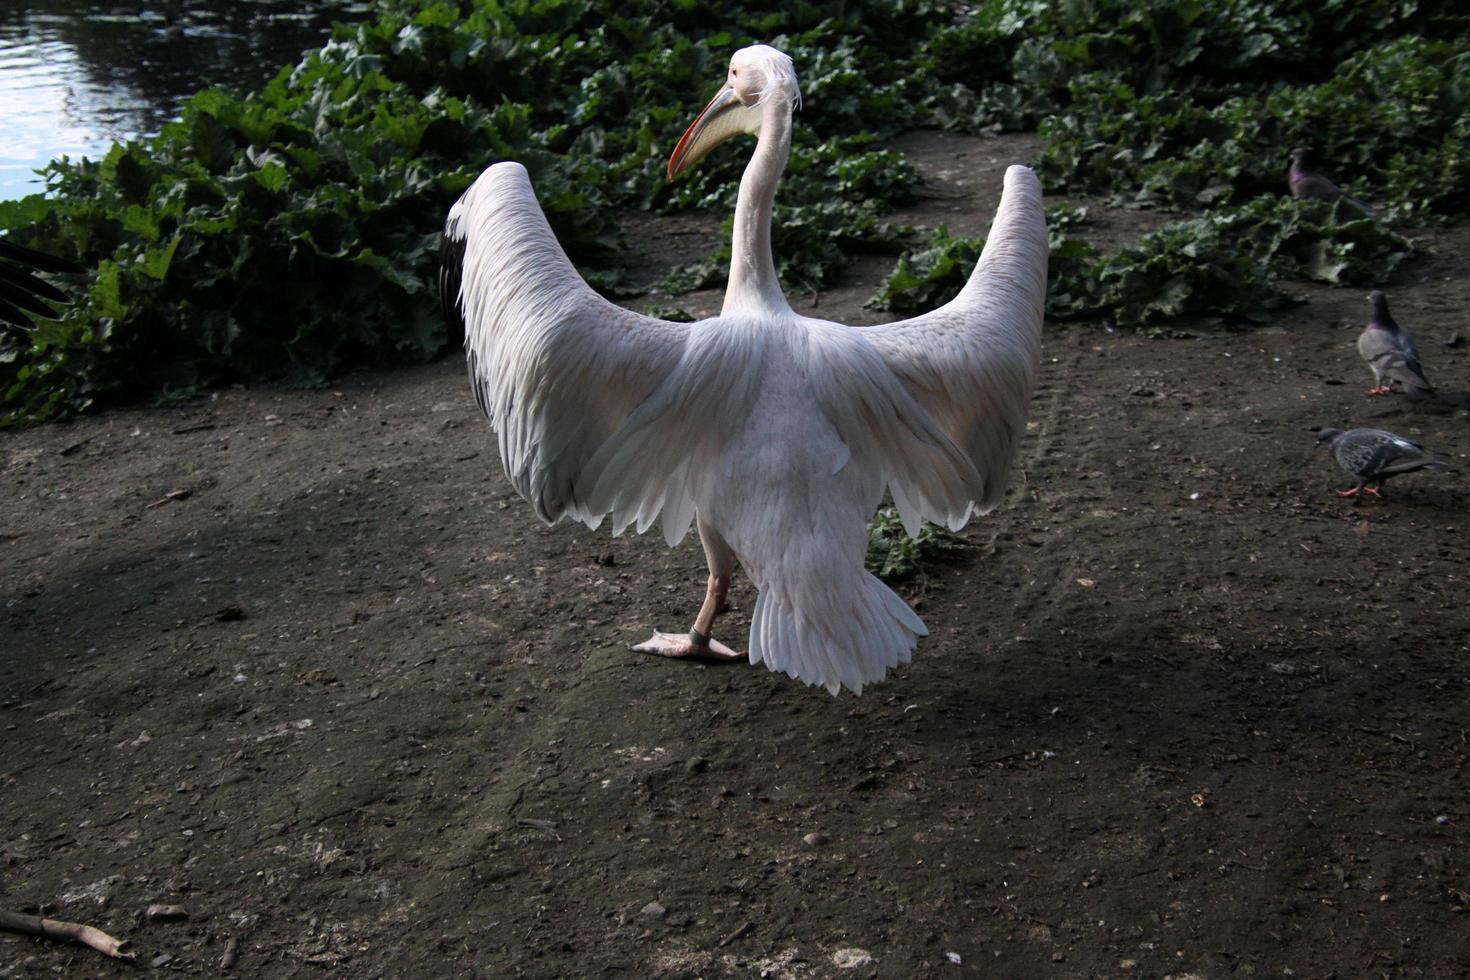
[0,0,373,202]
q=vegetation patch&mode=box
[1,0,1466,423]
[872,199,1411,328]
[865,506,968,582]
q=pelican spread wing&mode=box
[858,165,1048,535]
[444,162,693,529]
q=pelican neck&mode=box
[723,95,794,317]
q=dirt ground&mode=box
[3,131,1469,978]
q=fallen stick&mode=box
[0,910,135,962]
[145,488,192,509]
[717,920,753,948]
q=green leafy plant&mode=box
[872,198,1411,329]
[1039,36,1470,214]
[865,506,968,582]
[2,0,1467,424]
[0,0,979,424]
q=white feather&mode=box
[448,162,693,530]
[859,165,1048,529]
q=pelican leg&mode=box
[632,517,744,662]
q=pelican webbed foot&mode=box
[632,631,745,662]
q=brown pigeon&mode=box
[1288,148,1376,216]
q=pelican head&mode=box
[667,45,800,180]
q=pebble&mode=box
[639,901,666,919]
[146,903,189,921]
[220,935,240,970]
[832,948,873,969]
[802,831,828,846]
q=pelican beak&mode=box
[667,85,746,180]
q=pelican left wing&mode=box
[858,165,1048,534]
[444,162,693,529]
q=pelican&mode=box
[442,45,1047,694]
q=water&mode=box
[0,0,373,202]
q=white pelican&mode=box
[443,44,1047,695]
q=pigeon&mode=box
[0,238,81,332]
[1288,148,1376,216]
[1316,427,1453,499]
[1357,290,1433,398]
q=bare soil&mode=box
[3,131,1469,978]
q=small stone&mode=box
[1119,959,1138,972]
[146,903,189,921]
[832,948,873,969]
[946,951,962,964]
[802,831,828,847]
[639,901,666,919]
[220,935,240,970]
[1435,814,1450,825]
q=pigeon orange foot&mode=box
[632,631,745,661]
[1335,486,1382,498]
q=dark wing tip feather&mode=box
[0,238,83,275]
[0,295,38,328]
[439,226,467,351]
[0,238,83,331]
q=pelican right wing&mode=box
[857,165,1048,535]
[444,162,693,529]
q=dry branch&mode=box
[0,909,135,962]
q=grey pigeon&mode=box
[1316,427,1452,499]
[1357,290,1433,398]
[1288,148,1376,216]
[0,238,81,332]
